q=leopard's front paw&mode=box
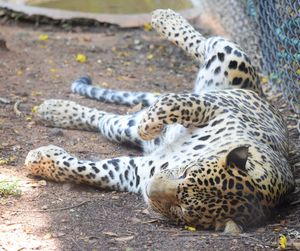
[25,145,70,181]
[138,118,164,141]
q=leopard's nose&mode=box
[147,173,181,204]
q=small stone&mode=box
[130,217,141,224]
[53,232,65,238]
[50,128,64,137]
[142,208,150,215]
[12,145,21,151]
[44,233,52,239]
[38,180,47,186]
[41,205,48,210]
[0,38,8,51]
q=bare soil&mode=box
[0,16,299,251]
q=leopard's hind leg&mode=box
[36,99,164,153]
[151,9,263,96]
[72,76,160,106]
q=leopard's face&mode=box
[147,146,266,230]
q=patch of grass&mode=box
[0,180,21,197]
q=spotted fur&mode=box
[25,9,294,233]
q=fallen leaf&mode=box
[31,91,42,96]
[76,54,87,63]
[260,76,268,84]
[0,158,8,165]
[147,54,154,60]
[16,70,23,76]
[118,51,129,57]
[279,234,287,250]
[39,34,49,41]
[25,116,32,122]
[32,106,39,113]
[184,226,196,232]
[143,23,152,31]
[13,129,20,134]
[9,155,17,162]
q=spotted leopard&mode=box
[25,9,295,234]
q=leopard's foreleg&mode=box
[25,145,146,193]
[138,93,224,140]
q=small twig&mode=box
[290,200,300,206]
[71,237,86,251]
[13,100,22,116]
[101,205,107,217]
[7,200,91,213]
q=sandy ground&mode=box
[0,14,300,251]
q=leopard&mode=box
[25,9,295,234]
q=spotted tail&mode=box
[71,76,160,107]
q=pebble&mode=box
[50,128,64,137]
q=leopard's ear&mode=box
[225,146,250,170]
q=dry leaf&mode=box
[76,54,87,63]
[184,226,196,231]
[143,23,152,31]
[32,106,39,113]
[39,34,49,41]
[147,54,154,60]
[279,235,287,250]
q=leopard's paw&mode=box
[151,9,188,37]
[138,118,164,141]
[36,99,82,128]
[25,145,70,181]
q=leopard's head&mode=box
[146,145,267,232]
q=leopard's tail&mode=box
[71,76,160,107]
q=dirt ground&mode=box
[0,14,300,251]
